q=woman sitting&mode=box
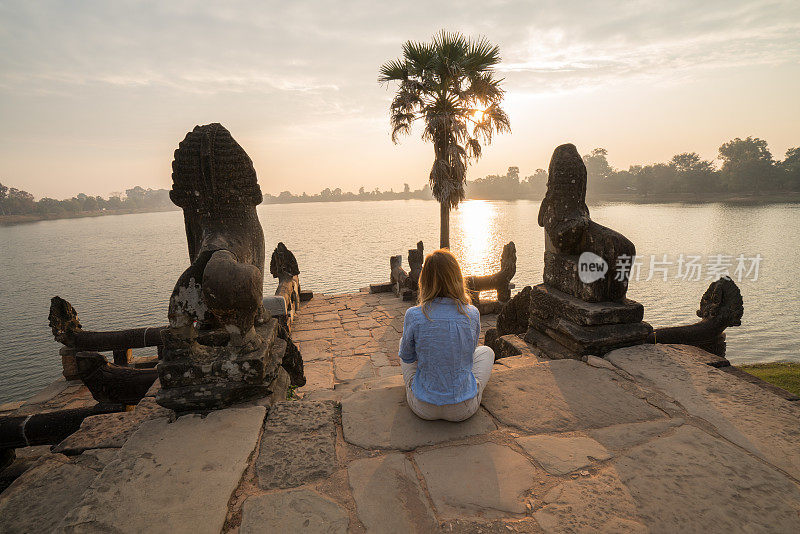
[399,249,495,422]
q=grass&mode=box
[738,362,800,397]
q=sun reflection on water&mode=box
[450,200,501,283]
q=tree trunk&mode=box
[439,201,450,249]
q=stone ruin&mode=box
[157,123,304,411]
[466,241,516,314]
[489,144,651,360]
[648,276,743,357]
[371,240,517,314]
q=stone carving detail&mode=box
[538,144,635,302]
[466,241,517,306]
[74,352,158,406]
[484,285,531,357]
[522,144,651,360]
[407,241,424,291]
[157,124,288,411]
[270,242,300,279]
[496,285,532,336]
[269,242,302,332]
[648,277,743,356]
[390,255,410,297]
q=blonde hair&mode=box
[418,249,471,318]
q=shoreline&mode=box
[3,192,798,227]
[0,207,179,226]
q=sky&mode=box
[0,0,798,199]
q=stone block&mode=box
[523,328,579,360]
[534,425,800,533]
[415,443,541,518]
[369,282,394,293]
[301,360,334,391]
[516,434,612,475]
[342,385,495,450]
[543,252,607,303]
[157,320,283,411]
[240,489,348,534]
[481,360,664,434]
[60,347,80,381]
[262,295,287,317]
[348,454,437,532]
[256,400,337,489]
[607,344,800,479]
[0,454,106,534]
[58,406,266,534]
[490,334,541,361]
[495,354,543,369]
[529,314,651,356]
[53,397,172,455]
[334,355,375,381]
[529,283,643,326]
[588,418,685,451]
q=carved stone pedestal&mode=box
[524,284,651,359]
[157,319,288,411]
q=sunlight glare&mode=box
[451,199,499,279]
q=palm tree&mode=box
[379,30,511,249]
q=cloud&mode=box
[0,0,798,197]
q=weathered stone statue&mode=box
[157,124,290,411]
[407,241,424,291]
[466,241,517,304]
[648,277,743,356]
[524,144,651,359]
[538,144,635,302]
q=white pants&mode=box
[400,345,495,422]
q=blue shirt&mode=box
[398,297,481,405]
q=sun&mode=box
[472,105,487,123]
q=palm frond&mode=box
[403,40,435,73]
[378,58,409,83]
[464,36,501,71]
[466,138,482,159]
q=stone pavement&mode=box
[293,290,497,398]
[2,292,800,533]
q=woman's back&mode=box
[399,297,480,405]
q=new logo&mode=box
[578,252,608,284]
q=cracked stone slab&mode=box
[415,443,540,519]
[481,359,664,434]
[348,453,437,533]
[240,489,348,534]
[53,397,172,454]
[256,400,338,489]
[57,406,266,534]
[341,385,495,450]
[588,418,685,451]
[606,344,800,478]
[516,434,612,475]
[0,453,108,534]
[534,425,800,533]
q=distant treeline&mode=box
[262,184,433,203]
[0,185,173,217]
[469,137,800,200]
[2,137,798,218]
[266,136,800,203]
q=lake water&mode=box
[1,199,798,404]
